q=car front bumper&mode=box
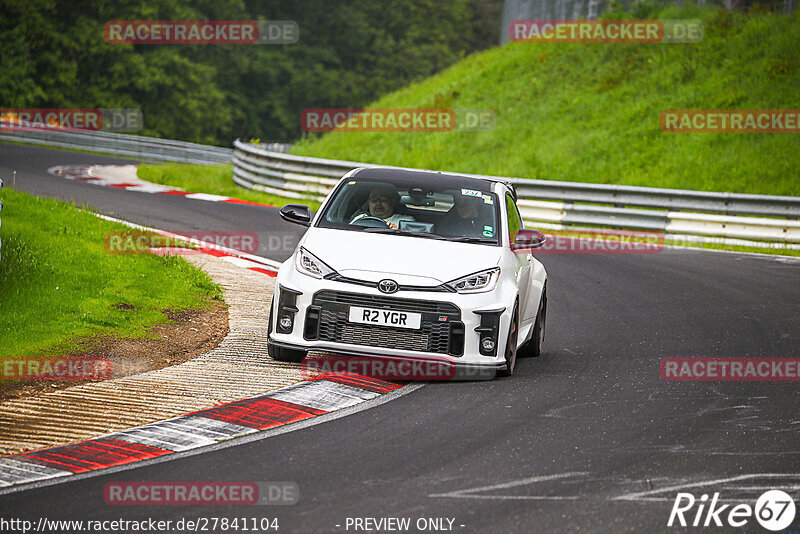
[269,262,518,379]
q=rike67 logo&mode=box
[669,490,796,531]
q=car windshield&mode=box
[316,177,501,245]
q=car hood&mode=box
[301,228,502,286]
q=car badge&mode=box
[378,279,399,294]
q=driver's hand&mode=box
[387,221,398,230]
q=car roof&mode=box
[352,167,501,193]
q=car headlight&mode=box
[446,267,500,294]
[294,247,336,279]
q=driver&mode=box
[350,185,415,230]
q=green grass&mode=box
[292,6,800,196]
[137,163,321,210]
[0,188,223,357]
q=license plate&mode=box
[348,306,422,329]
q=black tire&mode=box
[497,304,519,377]
[268,340,306,363]
[519,290,546,358]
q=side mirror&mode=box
[512,229,546,251]
[280,204,311,227]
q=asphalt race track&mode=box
[1,143,799,533]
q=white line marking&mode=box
[184,193,231,202]
[123,184,179,193]
[614,474,800,501]
[0,458,71,486]
[220,255,266,269]
[729,485,800,490]
[112,425,217,452]
[266,380,379,411]
[434,495,580,500]
[159,415,256,440]
[92,213,283,271]
[429,472,588,500]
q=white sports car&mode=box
[267,168,548,379]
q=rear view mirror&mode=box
[401,187,434,207]
[401,195,434,207]
[280,204,311,227]
[512,229,546,250]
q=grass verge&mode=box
[0,187,223,358]
[137,163,321,210]
[663,239,800,257]
[291,7,800,196]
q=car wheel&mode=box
[497,304,519,377]
[268,341,306,363]
[519,290,546,358]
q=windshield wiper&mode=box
[447,236,497,244]
[362,228,496,243]
[362,228,448,240]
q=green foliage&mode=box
[0,0,501,145]
[293,7,800,196]
[0,188,223,357]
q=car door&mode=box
[505,192,533,328]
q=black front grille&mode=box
[311,290,461,355]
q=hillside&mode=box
[292,6,800,196]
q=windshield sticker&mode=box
[482,194,493,204]
[483,226,494,237]
[461,189,482,198]
[348,181,357,185]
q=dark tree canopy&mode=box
[0,0,501,145]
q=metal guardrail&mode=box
[232,139,351,198]
[0,121,290,164]
[233,138,800,243]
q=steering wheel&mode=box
[350,216,390,228]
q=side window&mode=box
[505,193,522,245]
